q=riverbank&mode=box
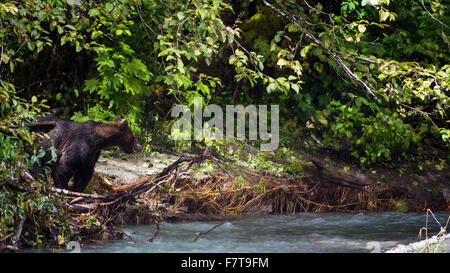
[2,145,448,250]
[90,147,449,225]
[80,145,450,252]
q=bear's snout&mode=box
[135,143,142,153]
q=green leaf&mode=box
[177,12,185,20]
[105,3,114,12]
[229,55,236,64]
[88,9,100,17]
[75,41,82,52]
[198,9,208,20]
[206,36,214,45]
[27,42,35,51]
[300,45,311,58]
[9,60,14,72]
[158,48,172,57]
[358,24,366,33]
[323,37,332,49]
[258,61,264,71]
[267,82,276,93]
[380,10,389,22]
[287,23,301,33]
[65,24,76,31]
[84,79,99,92]
[57,25,64,34]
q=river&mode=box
[75,212,449,253]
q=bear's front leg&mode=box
[54,160,74,190]
[72,166,95,193]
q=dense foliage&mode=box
[1,0,448,161]
[0,0,448,248]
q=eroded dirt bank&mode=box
[6,147,445,247]
[87,149,449,229]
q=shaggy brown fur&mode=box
[32,116,141,192]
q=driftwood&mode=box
[51,187,112,201]
[194,222,225,242]
[12,215,26,250]
[93,147,214,208]
[127,220,160,244]
[1,215,27,251]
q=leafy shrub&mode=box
[316,99,422,165]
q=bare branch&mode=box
[420,0,449,29]
[194,221,225,242]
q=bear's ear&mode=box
[114,116,122,122]
[120,119,128,129]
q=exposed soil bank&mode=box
[88,149,449,228]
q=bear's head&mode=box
[114,116,142,154]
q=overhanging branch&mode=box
[262,0,377,97]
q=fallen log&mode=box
[112,177,150,192]
[111,147,213,200]
[50,187,111,200]
[304,160,369,192]
[62,202,99,212]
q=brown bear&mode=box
[32,115,142,192]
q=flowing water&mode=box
[77,212,449,253]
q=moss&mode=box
[286,161,304,178]
[393,200,409,212]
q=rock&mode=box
[386,232,450,253]
[95,152,180,185]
